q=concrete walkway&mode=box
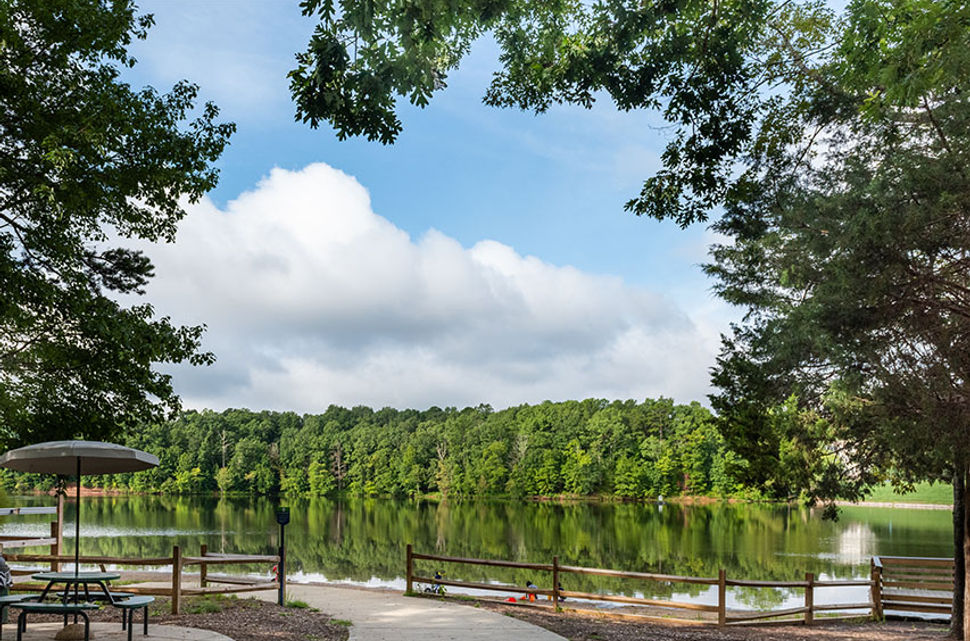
[0,621,232,641]
[117,577,565,641]
[255,583,566,641]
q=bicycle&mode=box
[421,571,446,595]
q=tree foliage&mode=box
[289,0,770,225]
[707,0,970,494]
[0,0,234,445]
[5,399,776,501]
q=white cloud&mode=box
[139,163,719,412]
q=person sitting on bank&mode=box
[525,580,537,602]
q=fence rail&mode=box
[6,544,280,614]
[407,545,885,626]
[874,555,954,617]
[0,514,60,566]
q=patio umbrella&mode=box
[0,441,159,577]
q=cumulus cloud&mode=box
[138,164,719,412]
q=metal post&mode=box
[276,507,289,606]
[278,530,285,606]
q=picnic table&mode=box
[32,571,122,604]
[10,572,152,641]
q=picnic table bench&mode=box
[113,596,154,641]
[0,595,40,639]
[9,601,99,641]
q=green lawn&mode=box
[864,481,953,505]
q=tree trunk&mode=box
[953,458,970,639]
[954,464,965,639]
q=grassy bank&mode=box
[864,481,953,505]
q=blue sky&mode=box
[123,1,736,412]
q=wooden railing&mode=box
[722,573,874,625]
[6,544,280,614]
[406,545,878,626]
[873,556,953,617]
[0,509,59,570]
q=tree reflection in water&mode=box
[0,495,951,604]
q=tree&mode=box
[0,0,233,446]
[291,0,970,633]
[702,3,970,633]
[330,440,348,492]
[561,438,599,495]
[308,459,336,496]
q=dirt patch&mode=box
[475,600,949,641]
[22,595,350,641]
[40,486,128,497]
[11,580,950,641]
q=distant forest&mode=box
[3,399,761,499]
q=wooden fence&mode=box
[6,544,280,614]
[406,545,883,626]
[874,555,953,617]
[0,508,59,568]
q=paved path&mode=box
[255,583,566,641]
[120,578,565,641]
[0,621,231,641]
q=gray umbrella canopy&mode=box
[0,440,158,475]
[0,440,158,578]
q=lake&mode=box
[0,495,953,611]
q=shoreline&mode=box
[22,488,956,509]
[838,500,952,510]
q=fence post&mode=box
[552,556,560,611]
[200,544,208,588]
[172,545,182,615]
[49,521,59,571]
[406,544,413,594]
[804,572,814,625]
[717,569,726,627]
[870,558,883,620]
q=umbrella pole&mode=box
[75,456,80,579]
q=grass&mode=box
[448,594,477,602]
[182,595,238,614]
[284,599,312,609]
[331,618,353,626]
[865,481,953,505]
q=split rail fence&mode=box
[407,546,954,626]
[0,507,58,558]
[6,537,279,614]
[874,555,953,617]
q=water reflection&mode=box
[0,496,952,603]
[836,522,876,564]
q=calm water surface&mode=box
[0,496,952,610]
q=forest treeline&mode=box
[3,399,765,499]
